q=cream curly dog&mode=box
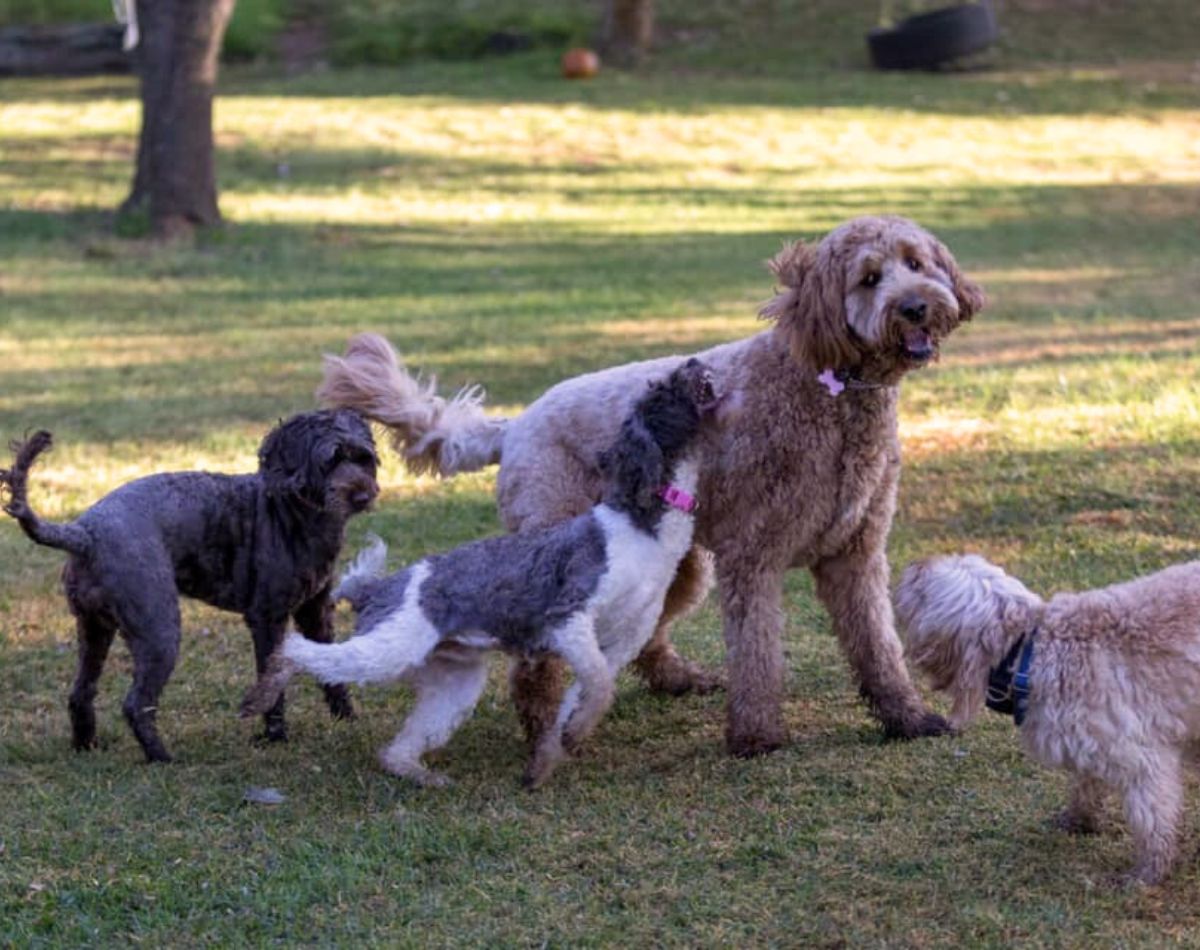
[319,215,984,756]
[897,553,1200,885]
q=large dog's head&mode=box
[760,216,984,382]
[259,409,379,517]
[895,554,1042,729]
[598,358,727,515]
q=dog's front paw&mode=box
[726,727,786,759]
[412,769,452,789]
[1052,809,1101,836]
[251,726,288,746]
[522,742,566,789]
[324,687,357,721]
[882,709,953,741]
[1115,867,1164,890]
[561,724,586,756]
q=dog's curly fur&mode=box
[242,361,727,788]
[318,215,983,756]
[896,553,1200,885]
[0,410,379,762]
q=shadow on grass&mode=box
[898,439,1200,582]
[2,174,1198,443]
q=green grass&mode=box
[3,2,1200,944]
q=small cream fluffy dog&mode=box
[895,553,1200,885]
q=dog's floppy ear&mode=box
[930,237,985,322]
[260,413,336,500]
[599,414,665,512]
[760,241,860,371]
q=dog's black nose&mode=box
[899,297,927,323]
[350,489,376,511]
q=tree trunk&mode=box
[602,0,654,67]
[120,0,236,240]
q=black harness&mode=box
[985,629,1036,726]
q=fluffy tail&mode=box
[316,333,508,477]
[240,559,441,719]
[0,431,91,557]
[331,533,388,611]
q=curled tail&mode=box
[316,332,508,477]
[0,431,91,557]
[332,533,388,611]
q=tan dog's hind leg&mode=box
[634,546,725,695]
[1121,751,1183,886]
[1055,774,1107,835]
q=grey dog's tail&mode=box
[0,431,91,557]
[331,533,388,612]
[316,332,508,478]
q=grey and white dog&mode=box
[241,359,731,788]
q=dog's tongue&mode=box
[902,326,935,360]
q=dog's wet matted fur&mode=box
[317,215,984,757]
[0,410,378,762]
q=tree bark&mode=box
[120,0,236,240]
[602,0,654,67]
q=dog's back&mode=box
[351,512,609,654]
[76,471,263,608]
[1043,561,1200,660]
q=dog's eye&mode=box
[906,257,922,272]
[861,272,880,288]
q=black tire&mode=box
[867,2,998,71]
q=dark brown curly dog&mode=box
[317,215,984,756]
[0,410,378,762]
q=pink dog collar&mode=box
[658,485,697,513]
[818,367,891,396]
[817,368,845,396]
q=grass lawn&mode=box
[2,1,1200,944]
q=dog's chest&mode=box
[590,506,694,643]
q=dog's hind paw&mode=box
[640,654,726,696]
[379,758,451,788]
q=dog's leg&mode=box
[715,559,788,757]
[510,654,568,750]
[812,548,950,740]
[1054,774,1107,835]
[377,653,488,787]
[293,591,356,722]
[1120,751,1183,886]
[116,603,182,764]
[557,618,614,753]
[248,614,292,743]
[633,546,725,695]
[525,618,613,789]
[67,607,117,751]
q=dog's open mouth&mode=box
[901,326,936,363]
